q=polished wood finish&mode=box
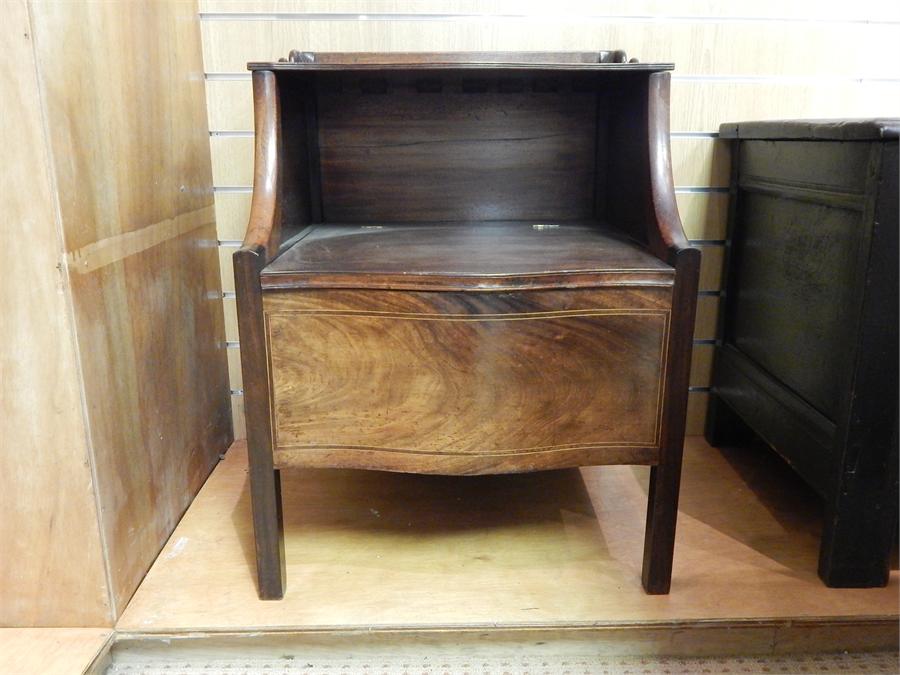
[640,73,701,592]
[235,249,286,599]
[265,287,670,473]
[252,50,667,71]
[317,87,597,223]
[262,222,674,290]
[707,119,899,587]
[235,52,699,599]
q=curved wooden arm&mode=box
[241,70,282,261]
[647,72,692,265]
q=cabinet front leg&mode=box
[641,246,700,594]
[235,247,286,599]
[641,457,683,594]
[250,465,286,599]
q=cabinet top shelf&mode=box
[249,51,673,72]
[259,222,674,292]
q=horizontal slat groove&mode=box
[676,187,730,193]
[204,72,900,84]
[199,12,900,26]
[208,129,719,138]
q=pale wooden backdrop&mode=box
[2,0,230,626]
[197,0,900,437]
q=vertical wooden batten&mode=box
[0,0,232,625]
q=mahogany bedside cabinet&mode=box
[234,51,700,600]
[706,119,899,587]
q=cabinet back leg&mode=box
[250,467,286,599]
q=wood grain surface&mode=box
[316,84,598,222]
[261,222,674,291]
[27,0,233,617]
[0,0,111,626]
[0,629,112,675]
[199,18,899,79]
[210,135,730,190]
[264,289,670,473]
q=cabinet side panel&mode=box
[727,191,864,419]
[0,0,111,626]
[29,0,233,616]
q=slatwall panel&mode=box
[198,1,900,435]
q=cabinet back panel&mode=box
[314,81,598,222]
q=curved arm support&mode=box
[647,72,693,265]
[241,70,282,262]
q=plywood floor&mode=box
[117,438,898,633]
[0,629,112,675]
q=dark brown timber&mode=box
[236,52,698,599]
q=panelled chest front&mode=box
[707,119,899,587]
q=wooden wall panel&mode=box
[198,2,900,436]
[199,0,900,21]
[675,193,727,241]
[199,20,899,78]
[28,0,233,616]
[0,0,111,627]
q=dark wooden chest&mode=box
[707,119,899,587]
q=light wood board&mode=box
[0,629,112,675]
[117,437,898,632]
[198,0,900,22]
[0,0,111,627]
[27,0,233,617]
[199,19,899,78]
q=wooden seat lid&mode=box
[260,222,674,292]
